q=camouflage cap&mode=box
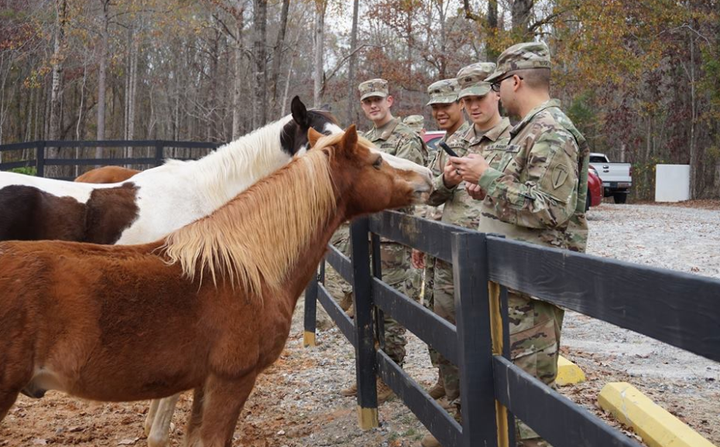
[456,62,496,99]
[426,79,460,106]
[358,78,389,101]
[485,41,551,83]
[403,115,424,132]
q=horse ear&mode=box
[308,127,323,147]
[341,125,358,154]
[291,96,309,127]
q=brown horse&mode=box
[0,126,431,446]
[74,166,140,183]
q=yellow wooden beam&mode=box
[599,382,716,447]
[488,282,510,447]
[555,355,586,386]
[357,406,379,430]
[303,331,316,347]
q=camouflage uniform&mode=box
[403,115,425,134]
[481,42,590,445]
[427,65,512,405]
[327,78,426,367]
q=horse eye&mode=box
[373,157,383,169]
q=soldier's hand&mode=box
[449,154,489,184]
[442,162,463,188]
[411,249,425,269]
[466,182,486,200]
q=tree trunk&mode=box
[252,0,267,128]
[47,0,67,177]
[346,0,359,126]
[313,0,326,108]
[511,0,533,39]
[487,0,499,61]
[231,4,244,139]
[269,0,290,116]
[96,0,110,162]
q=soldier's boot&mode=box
[346,305,355,319]
[340,382,357,397]
[427,377,445,400]
[419,433,442,447]
[339,378,394,403]
[339,293,353,312]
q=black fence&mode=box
[0,140,221,179]
[303,211,720,447]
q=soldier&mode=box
[449,42,590,447]
[333,78,426,403]
[404,114,426,139]
[418,67,512,447]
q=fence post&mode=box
[350,217,379,429]
[452,232,499,447]
[154,141,164,166]
[303,263,320,347]
[36,141,46,177]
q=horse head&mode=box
[308,126,432,218]
[280,96,341,156]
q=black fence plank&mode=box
[376,350,462,447]
[0,160,36,170]
[0,141,38,151]
[452,232,498,447]
[486,237,720,363]
[45,158,156,166]
[368,211,473,263]
[372,278,458,365]
[493,356,641,447]
[317,283,356,347]
[325,244,354,284]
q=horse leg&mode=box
[144,399,160,436]
[195,372,258,447]
[147,393,181,447]
[183,387,205,447]
[0,389,20,422]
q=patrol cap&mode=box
[425,79,460,106]
[403,115,424,132]
[484,41,551,83]
[456,62,496,99]
[358,78,389,101]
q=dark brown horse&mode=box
[0,126,432,447]
[74,166,140,183]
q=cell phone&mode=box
[438,141,458,158]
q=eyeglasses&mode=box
[490,73,523,92]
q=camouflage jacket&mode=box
[364,117,427,165]
[476,100,588,251]
[428,119,511,229]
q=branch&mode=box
[322,44,375,86]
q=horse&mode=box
[74,166,140,183]
[0,96,339,446]
[0,125,432,447]
[0,96,339,245]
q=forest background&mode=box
[1,0,718,199]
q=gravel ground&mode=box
[1,202,718,446]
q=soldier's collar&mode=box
[510,99,561,137]
[374,117,400,141]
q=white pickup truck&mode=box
[589,153,632,203]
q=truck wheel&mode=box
[585,188,591,211]
[613,192,627,204]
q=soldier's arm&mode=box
[477,131,579,229]
[395,135,425,166]
[427,151,456,206]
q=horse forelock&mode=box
[161,147,337,296]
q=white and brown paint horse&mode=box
[0,126,432,447]
[74,166,140,183]
[0,97,339,245]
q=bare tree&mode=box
[269,0,290,116]
[346,0,359,125]
[252,0,267,128]
[512,0,533,38]
[313,0,326,108]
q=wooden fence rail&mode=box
[0,140,221,178]
[303,210,720,447]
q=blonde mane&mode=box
[161,133,345,295]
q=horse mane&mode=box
[161,132,344,295]
[150,116,293,211]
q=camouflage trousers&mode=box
[325,227,414,366]
[434,260,562,445]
